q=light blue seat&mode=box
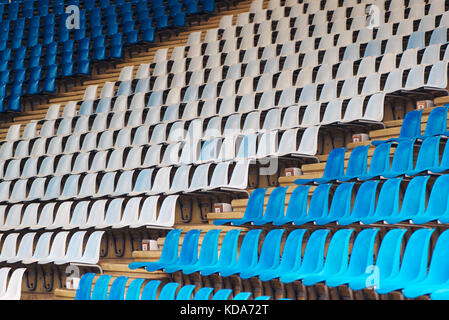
[233,292,252,300]
[259,229,307,282]
[280,229,330,284]
[219,229,263,277]
[251,187,288,225]
[402,230,449,298]
[429,139,449,174]
[182,229,221,275]
[302,229,354,286]
[430,288,449,300]
[176,284,196,300]
[140,280,162,300]
[357,142,391,181]
[254,296,271,300]
[213,188,267,226]
[336,145,369,182]
[292,184,332,225]
[348,229,407,291]
[272,185,310,226]
[158,282,180,300]
[337,180,380,226]
[125,278,146,300]
[325,228,379,288]
[128,229,183,271]
[371,109,423,145]
[385,175,429,224]
[212,289,233,300]
[412,174,449,224]
[163,229,202,273]
[239,229,285,279]
[417,106,448,139]
[360,179,402,225]
[375,228,434,295]
[74,273,96,300]
[108,276,129,300]
[91,274,113,300]
[315,182,355,225]
[405,136,441,177]
[193,287,214,300]
[377,140,416,179]
[200,229,241,276]
[294,147,346,185]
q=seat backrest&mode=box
[346,228,379,276]
[321,229,354,275]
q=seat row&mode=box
[216,172,449,227]
[298,135,449,187]
[0,163,249,203]
[0,230,104,266]
[129,227,449,299]
[0,194,179,231]
[75,273,272,300]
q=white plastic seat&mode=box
[37,231,70,263]
[0,233,20,262]
[111,197,142,229]
[22,232,54,264]
[166,165,191,194]
[0,268,26,300]
[7,232,36,264]
[45,201,73,230]
[0,205,23,231]
[28,202,56,230]
[53,231,87,265]
[95,198,124,229]
[147,166,172,195]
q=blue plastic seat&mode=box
[430,289,449,300]
[182,229,221,275]
[405,136,441,177]
[357,142,391,181]
[212,289,233,300]
[125,278,146,300]
[292,183,332,225]
[295,148,346,185]
[176,284,196,300]
[239,229,285,279]
[302,229,354,286]
[280,229,330,283]
[219,229,263,277]
[108,276,129,300]
[233,292,252,300]
[214,188,267,226]
[74,273,96,300]
[128,228,182,270]
[163,229,202,273]
[348,229,407,291]
[272,185,310,226]
[418,106,448,139]
[91,274,113,300]
[140,280,162,300]
[376,140,416,179]
[193,287,214,300]
[375,228,434,295]
[371,109,423,145]
[429,139,449,174]
[251,187,288,225]
[361,178,402,225]
[158,282,180,300]
[259,229,307,282]
[336,145,369,182]
[325,228,379,288]
[200,229,241,276]
[402,229,449,298]
[315,182,355,225]
[385,175,430,224]
[412,174,449,224]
